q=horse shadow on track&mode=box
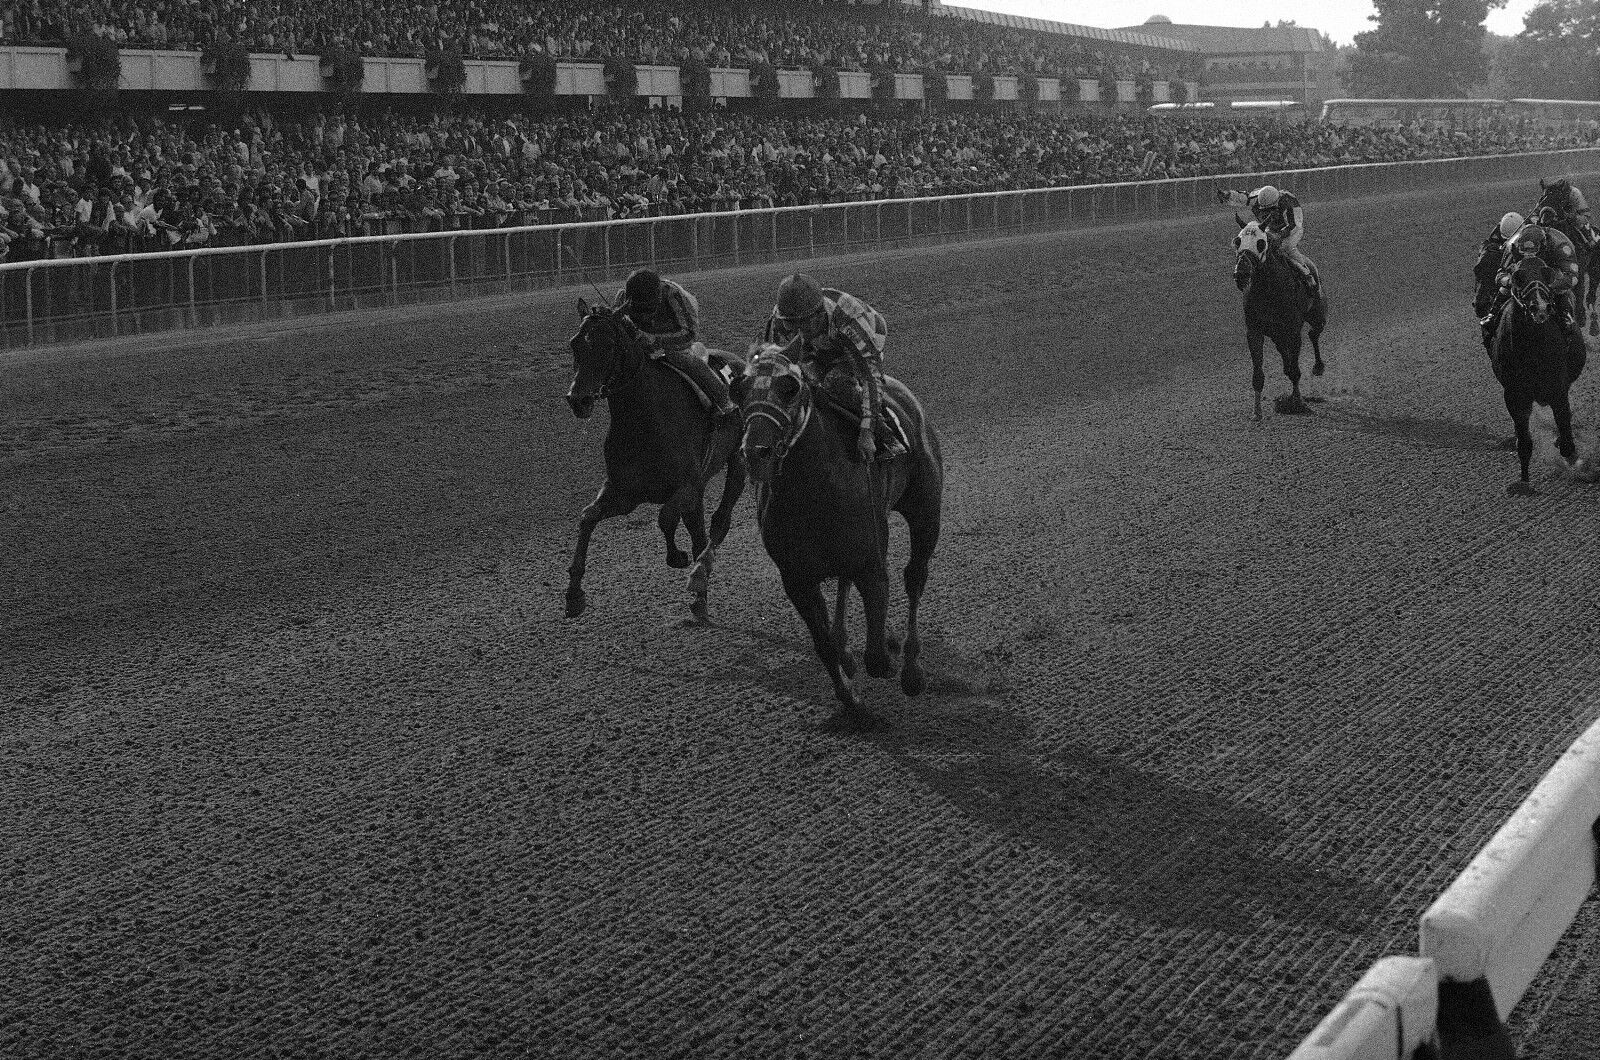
[718,632,1389,937]
[1317,406,1531,454]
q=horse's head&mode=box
[1537,177,1573,219]
[1510,256,1557,325]
[566,296,646,419]
[1232,215,1273,290]
[740,339,811,484]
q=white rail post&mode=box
[24,266,34,345]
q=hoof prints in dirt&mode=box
[1,354,539,463]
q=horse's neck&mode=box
[770,392,851,496]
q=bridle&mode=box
[1512,270,1553,323]
[742,349,814,480]
[569,307,646,400]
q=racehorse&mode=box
[563,298,747,623]
[1489,256,1588,494]
[1233,215,1327,420]
[1535,178,1600,334]
[740,342,943,715]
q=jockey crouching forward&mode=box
[616,268,740,423]
[761,273,906,462]
[1474,212,1523,323]
[1488,221,1582,338]
[1219,185,1320,296]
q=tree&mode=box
[1496,0,1600,98]
[1346,0,1506,97]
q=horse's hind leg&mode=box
[784,574,863,713]
[1505,391,1537,495]
[567,482,638,618]
[897,475,942,698]
[832,580,857,678]
[659,502,689,569]
[1309,323,1326,378]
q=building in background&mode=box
[1121,16,1332,107]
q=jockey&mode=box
[1219,184,1318,293]
[1474,211,1523,323]
[615,268,739,423]
[762,272,903,462]
[1538,179,1598,253]
[1489,220,1582,335]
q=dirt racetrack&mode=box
[5,172,1600,1060]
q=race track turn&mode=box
[5,173,1600,1059]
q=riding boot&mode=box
[665,348,739,422]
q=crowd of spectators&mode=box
[0,0,1201,81]
[4,105,1594,262]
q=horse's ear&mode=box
[577,296,590,315]
[1234,212,1247,229]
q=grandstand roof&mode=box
[937,6,1202,52]
[1115,22,1326,54]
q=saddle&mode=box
[658,342,741,412]
[806,365,914,456]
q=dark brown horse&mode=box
[1534,178,1600,334]
[1233,216,1327,420]
[564,298,746,623]
[741,343,943,715]
[1489,257,1589,494]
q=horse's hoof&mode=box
[666,550,690,570]
[685,569,709,596]
[1506,481,1536,496]
[901,667,926,697]
[864,651,895,680]
[1312,362,1326,377]
[564,591,587,618]
[839,651,857,678]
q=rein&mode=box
[574,311,647,399]
[1513,279,1553,319]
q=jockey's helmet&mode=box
[1499,212,1526,239]
[1253,186,1280,207]
[625,268,662,306]
[775,273,826,323]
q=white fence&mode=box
[4,147,1599,349]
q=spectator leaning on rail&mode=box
[614,267,740,423]
[1218,184,1318,296]
[761,272,904,463]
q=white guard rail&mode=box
[3,147,1599,348]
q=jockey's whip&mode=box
[562,243,612,307]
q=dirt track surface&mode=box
[5,175,1600,1059]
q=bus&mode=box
[1318,98,1506,127]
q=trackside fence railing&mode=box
[4,148,1599,349]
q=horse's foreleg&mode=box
[674,486,712,625]
[784,574,863,712]
[567,482,638,618]
[1505,391,1537,494]
[688,456,747,623]
[858,571,894,681]
[832,580,856,678]
[1277,333,1311,414]
[1551,388,1579,466]
[1248,329,1266,421]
